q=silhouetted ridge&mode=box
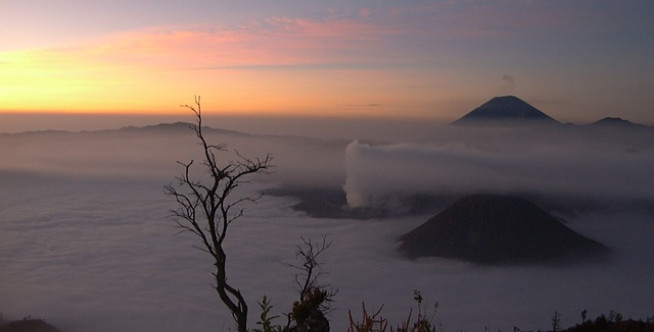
[398,194,609,264]
[118,122,249,136]
[588,117,651,129]
[119,121,194,133]
[0,319,62,332]
[593,117,632,126]
[452,96,559,126]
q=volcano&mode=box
[398,194,609,264]
[451,96,560,126]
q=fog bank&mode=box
[1,121,653,332]
[344,128,654,210]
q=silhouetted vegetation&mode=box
[250,237,335,332]
[346,290,439,332]
[558,311,654,332]
[552,311,562,332]
[4,297,654,332]
[0,316,61,332]
[165,97,273,332]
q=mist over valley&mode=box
[2,101,653,331]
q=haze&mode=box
[1,115,653,332]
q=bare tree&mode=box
[251,236,336,332]
[285,236,335,332]
[551,311,561,332]
[165,96,273,332]
[287,236,333,302]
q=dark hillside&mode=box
[0,319,62,332]
[398,194,609,264]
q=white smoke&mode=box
[343,137,654,208]
[499,74,516,95]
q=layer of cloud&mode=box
[3,17,391,73]
[2,143,654,332]
[2,123,654,332]
[7,1,626,73]
[344,133,654,208]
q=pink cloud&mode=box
[47,16,395,71]
[25,2,609,73]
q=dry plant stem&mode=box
[166,96,272,332]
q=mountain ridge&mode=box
[451,96,560,126]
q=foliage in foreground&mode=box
[2,308,653,332]
[250,296,654,332]
[251,289,439,332]
[558,311,654,332]
[252,237,335,332]
[345,290,438,332]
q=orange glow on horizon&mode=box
[0,18,467,121]
[0,19,399,115]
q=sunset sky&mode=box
[2,1,653,123]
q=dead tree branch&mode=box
[165,96,273,332]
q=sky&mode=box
[1,0,654,124]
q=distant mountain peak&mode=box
[452,96,560,126]
[585,117,653,132]
[592,117,635,127]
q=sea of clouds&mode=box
[1,120,653,332]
